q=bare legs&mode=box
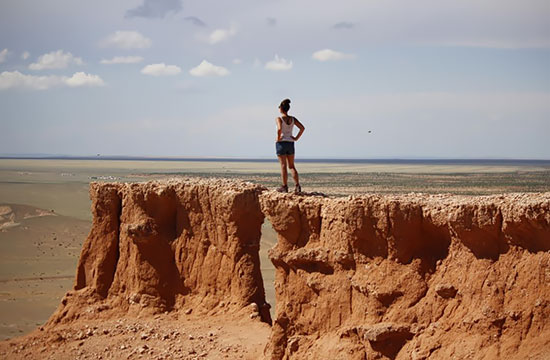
[287,155,300,186]
[278,155,299,188]
[278,155,288,186]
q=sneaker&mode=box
[276,184,288,193]
[294,184,302,194]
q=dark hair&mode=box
[279,98,291,112]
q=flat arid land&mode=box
[0,158,549,359]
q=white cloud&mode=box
[29,50,84,70]
[100,56,144,64]
[232,58,242,65]
[0,71,60,90]
[101,31,152,49]
[189,60,229,77]
[21,51,30,60]
[208,24,237,44]
[265,55,293,71]
[312,49,355,62]
[141,63,181,76]
[0,48,8,63]
[65,72,105,87]
[0,71,105,90]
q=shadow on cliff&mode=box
[370,334,414,360]
[450,204,550,261]
[123,188,190,309]
[354,201,452,274]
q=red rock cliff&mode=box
[260,192,550,360]
[48,179,271,326]
[46,179,550,359]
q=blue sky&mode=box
[1,0,549,159]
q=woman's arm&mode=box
[275,117,282,141]
[292,118,305,141]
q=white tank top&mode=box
[280,117,295,142]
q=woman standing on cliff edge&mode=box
[275,98,305,193]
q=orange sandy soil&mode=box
[0,313,270,360]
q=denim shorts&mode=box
[276,141,295,156]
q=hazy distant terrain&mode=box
[0,158,549,340]
[0,204,89,339]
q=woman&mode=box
[275,98,305,193]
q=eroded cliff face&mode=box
[46,180,550,359]
[260,192,550,360]
[48,179,271,326]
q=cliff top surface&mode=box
[93,177,550,203]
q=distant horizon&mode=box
[1,154,550,163]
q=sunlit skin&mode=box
[276,106,305,188]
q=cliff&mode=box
[43,180,550,359]
[47,179,271,326]
[260,192,550,360]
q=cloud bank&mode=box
[0,71,105,90]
